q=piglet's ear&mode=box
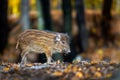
[55,34,61,42]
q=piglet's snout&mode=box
[63,48,71,54]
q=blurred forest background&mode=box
[0,0,120,63]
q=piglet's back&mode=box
[16,29,57,49]
[18,29,56,40]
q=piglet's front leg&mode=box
[45,50,53,64]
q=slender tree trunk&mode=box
[75,0,88,53]
[101,0,113,44]
[37,0,44,30]
[116,0,120,14]
[62,0,78,62]
[40,0,52,30]
[62,0,72,34]
[0,0,9,54]
[21,0,30,30]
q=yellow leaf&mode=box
[52,71,63,76]
[25,63,33,67]
[72,66,78,72]
[3,67,10,72]
[75,71,83,78]
[97,49,103,55]
[106,73,112,78]
[64,68,71,73]
[94,71,102,78]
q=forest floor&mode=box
[0,61,120,80]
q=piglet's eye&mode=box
[62,41,65,44]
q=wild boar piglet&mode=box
[16,29,71,65]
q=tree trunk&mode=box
[37,0,44,30]
[75,0,88,53]
[40,0,52,30]
[116,0,120,14]
[21,0,30,30]
[62,0,72,34]
[62,0,78,62]
[101,0,113,44]
[0,0,9,54]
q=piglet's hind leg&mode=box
[20,50,29,67]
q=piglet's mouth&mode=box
[63,49,71,54]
